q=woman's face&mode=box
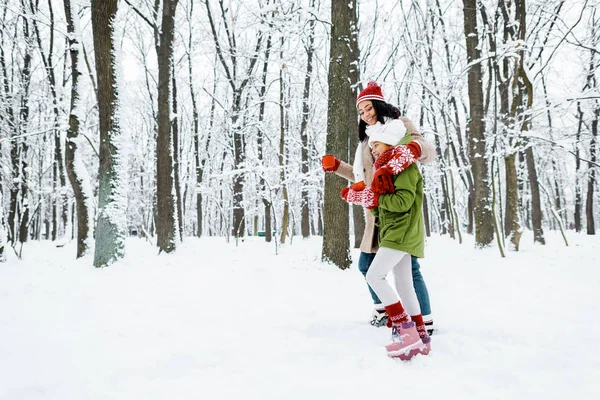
[358,100,377,126]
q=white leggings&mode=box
[365,247,421,316]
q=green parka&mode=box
[371,138,425,258]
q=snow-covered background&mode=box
[1,232,598,399]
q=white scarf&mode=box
[353,142,365,182]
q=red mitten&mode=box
[371,168,395,194]
[350,181,365,191]
[341,186,350,201]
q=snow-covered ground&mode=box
[1,231,598,399]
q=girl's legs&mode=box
[392,254,421,316]
[365,247,410,307]
[365,247,430,359]
[366,247,428,358]
[396,259,430,352]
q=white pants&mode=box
[365,247,421,315]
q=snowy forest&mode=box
[0,0,598,268]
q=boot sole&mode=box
[390,344,430,360]
[386,339,424,358]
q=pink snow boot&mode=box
[401,314,431,359]
[385,321,424,359]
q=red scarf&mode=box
[373,146,396,170]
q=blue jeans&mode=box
[358,251,432,316]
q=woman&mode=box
[322,81,435,333]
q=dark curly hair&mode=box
[357,100,401,142]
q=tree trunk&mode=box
[0,189,6,262]
[525,145,545,243]
[184,1,202,237]
[348,0,361,248]
[462,0,494,247]
[491,1,522,251]
[575,105,583,232]
[300,3,316,239]
[256,28,273,242]
[172,70,183,239]
[279,48,290,244]
[587,106,598,235]
[156,0,180,253]
[15,1,33,247]
[0,12,17,245]
[64,0,93,258]
[91,0,126,267]
[30,0,68,242]
[504,153,521,250]
[322,0,357,269]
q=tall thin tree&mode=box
[322,0,358,269]
[64,0,93,258]
[462,0,494,247]
[156,0,180,253]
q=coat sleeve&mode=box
[334,160,355,182]
[376,165,419,214]
[399,116,436,165]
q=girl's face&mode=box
[358,100,377,126]
[371,141,392,158]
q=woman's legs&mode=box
[358,252,381,305]
[358,252,387,326]
[411,257,431,316]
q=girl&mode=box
[341,121,431,360]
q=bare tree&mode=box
[462,0,494,247]
[204,0,264,239]
[64,0,93,258]
[278,38,290,244]
[584,13,599,235]
[255,9,274,242]
[156,0,180,252]
[29,0,68,241]
[91,0,127,267]
[322,0,358,269]
[299,0,317,239]
[0,189,6,262]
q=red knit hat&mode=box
[356,81,385,107]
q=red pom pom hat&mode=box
[356,81,385,108]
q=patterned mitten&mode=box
[373,141,422,174]
[341,186,380,209]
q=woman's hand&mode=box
[321,155,341,172]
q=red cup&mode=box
[322,154,336,168]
